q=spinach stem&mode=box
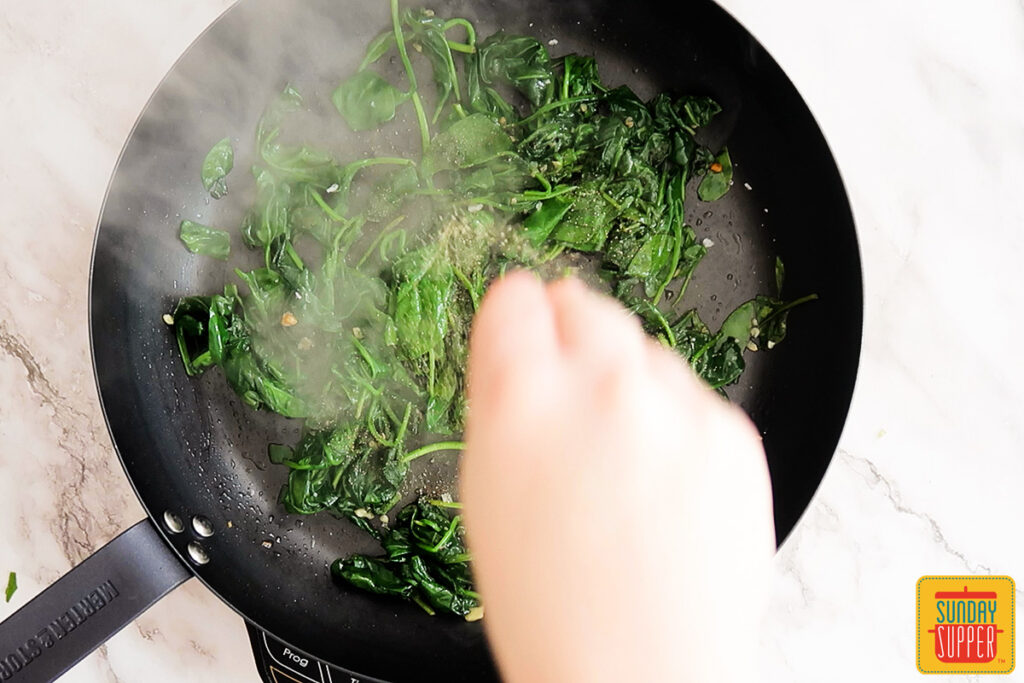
[352,336,381,376]
[454,197,507,209]
[562,58,571,101]
[411,188,453,198]
[334,216,364,256]
[653,221,683,305]
[759,294,820,325]
[358,32,393,71]
[691,333,721,363]
[401,440,466,464]
[391,0,430,154]
[442,18,476,46]
[346,372,382,398]
[452,266,480,310]
[446,59,462,103]
[513,95,599,127]
[708,376,735,390]
[366,405,393,446]
[424,515,461,552]
[455,183,579,213]
[520,184,577,201]
[378,230,407,262]
[541,244,566,263]
[189,351,211,374]
[676,266,697,302]
[310,190,344,222]
[356,215,406,268]
[438,35,463,106]
[426,499,463,509]
[599,190,623,211]
[382,402,402,428]
[432,91,452,124]
[342,156,415,175]
[285,242,305,270]
[281,460,316,471]
[647,305,676,348]
[532,171,553,193]
[412,595,436,615]
[394,402,413,445]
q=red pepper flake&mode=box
[710,162,723,173]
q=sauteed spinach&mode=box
[332,499,480,618]
[172,0,814,616]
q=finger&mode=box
[467,270,559,406]
[546,277,647,362]
[643,338,710,400]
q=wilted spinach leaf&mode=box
[720,292,819,350]
[522,196,573,246]
[333,71,409,131]
[201,138,234,199]
[474,33,555,106]
[677,95,722,129]
[697,147,733,202]
[335,556,414,599]
[551,188,616,252]
[422,114,512,175]
[333,499,478,617]
[391,248,454,359]
[179,220,230,260]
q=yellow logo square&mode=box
[917,576,1015,674]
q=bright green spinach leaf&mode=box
[522,196,573,246]
[333,71,408,131]
[677,95,722,129]
[201,138,234,199]
[697,147,733,202]
[422,114,512,175]
[179,220,230,260]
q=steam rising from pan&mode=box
[91,0,859,676]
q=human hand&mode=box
[461,273,774,683]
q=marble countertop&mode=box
[1,0,1021,681]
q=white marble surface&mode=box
[1,0,1021,681]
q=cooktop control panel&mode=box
[246,624,386,683]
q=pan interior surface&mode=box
[90,0,861,679]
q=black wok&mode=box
[0,0,861,680]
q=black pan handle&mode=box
[0,519,191,681]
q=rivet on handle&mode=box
[191,515,214,538]
[163,511,184,534]
[187,542,210,565]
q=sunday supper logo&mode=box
[917,576,1015,674]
